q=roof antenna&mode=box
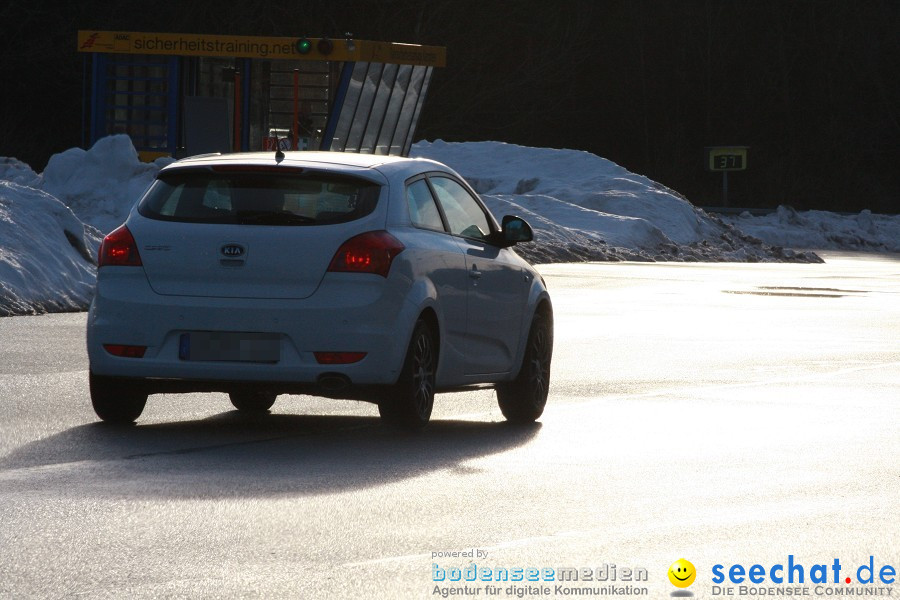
[275,133,285,162]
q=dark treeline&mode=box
[1,0,897,212]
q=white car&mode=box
[87,151,553,428]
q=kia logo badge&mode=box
[220,243,246,258]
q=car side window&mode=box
[406,179,446,231]
[429,176,491,241]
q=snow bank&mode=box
[0,157,40,188]
[0,135,170,316]
[41,135,173,235]
[0,181,102,316]
[720,206,900,254]
[411,140,821,264]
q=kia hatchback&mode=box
[87,151,552,428]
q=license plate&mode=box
[179,332,280,363]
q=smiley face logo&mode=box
[668,558,696,588]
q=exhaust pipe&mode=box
[317,373,352,394]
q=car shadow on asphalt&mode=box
[0,411,541,499]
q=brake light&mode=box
[99,225,142,267]
[314,352,367,365]
[210,165,305,174]
[103,344,147,358]
[327,231,404,277]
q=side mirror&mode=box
[499,215,533,246]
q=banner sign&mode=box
[77,31,446,67]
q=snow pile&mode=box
[0,157,41,187]
[720,206,900,254]
[0,182,102,316]
[0,135,169,316]
[41,135,173,235]
[411,140,821,264]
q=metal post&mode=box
[293,69,300,151]
[722,171,729,207]
[241,59,251,152]
[167,57,180,157]
[81,55,88,149]
[233,70,242,153]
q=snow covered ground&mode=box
[1,135,897,316]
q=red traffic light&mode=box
[317,37,334,55]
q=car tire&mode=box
[229,391,277,413]
[89,372,148,424]
[496,310,552,423]
[378,319,437,429]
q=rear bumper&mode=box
[87,269,416,390]
[88,373,387,402]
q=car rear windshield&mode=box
[138,168,381,226]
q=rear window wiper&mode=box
[235,211,317,225]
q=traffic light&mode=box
[317,37,334,55]
[296,37,312,54]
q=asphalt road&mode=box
[1,252,898,599]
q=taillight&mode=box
[103,344,147,358]
[99,225,142,267]
[327,231,404,277]
[314,352,367,365]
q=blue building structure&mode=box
[78,31,445,160]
